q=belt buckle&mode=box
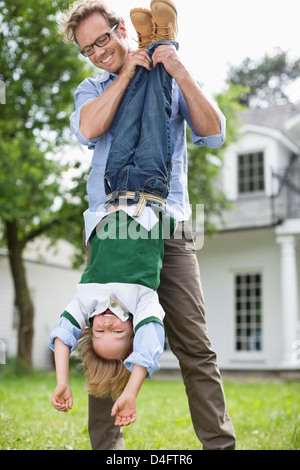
[116,190,128,205]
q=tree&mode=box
[0,0,91,368]
[226,48,300,108]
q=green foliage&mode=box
[226,48,300,107]
[187,132,229,234]
[0,0,93,261]
[215,83,249,143]
[0,0,92,245]
[0,0,92,366]
[187,83,248,233]
[48,162,90,267]
[0,0,91,143]
[0,136,64,243]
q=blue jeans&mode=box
[104,41,178,205]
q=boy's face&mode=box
[92,311,133,359]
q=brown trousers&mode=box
[88,222,236,450]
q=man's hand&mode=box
[111,391,137,426]
[122,49,152,79]
[151,45,184,78]
[52,383,73,412]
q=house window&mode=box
[238,151,265,194]
[235,274,262,351]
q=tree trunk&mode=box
[6,221,34,369]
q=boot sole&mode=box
[130,8,152,19]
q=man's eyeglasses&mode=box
[80,24,118,57]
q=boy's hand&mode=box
[111,364,146,426]
[52,383,73,412]
[111,392,137,426]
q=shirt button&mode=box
[124,313,128,318]
[111,302,117,308]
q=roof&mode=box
[238,102,300,149]
[218,102,300,232]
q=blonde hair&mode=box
[78,327,132,400]
[58,0,123,44]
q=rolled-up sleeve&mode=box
[49,317,82,354]
[193,109,226,149]
[124,322,165,378]
[69,77,102,149]
[70,107,94,147]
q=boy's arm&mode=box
[52,338,73,412]
[111,364,147,426]
[124,322,165,378]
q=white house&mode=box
[196,102,300,371]
[1,102,299,371]
[0,239,84,369]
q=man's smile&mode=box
[100,53,114,64]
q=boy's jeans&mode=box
[104,41,178,203]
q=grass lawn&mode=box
[0,367,299,450]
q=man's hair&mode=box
[78,327,132,400]
[58,0,123,44]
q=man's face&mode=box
[75,13,129,74]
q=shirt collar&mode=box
[97,71,118,84]
[107,297,131,322]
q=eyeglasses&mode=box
[80,24,118,57]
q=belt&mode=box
[106,191,166,218]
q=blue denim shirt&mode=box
[70,71,226,231]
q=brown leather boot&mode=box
[130,8,154,49]
[150,0,178,41]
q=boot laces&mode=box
[153,25,175,41]
[136,33,152,49]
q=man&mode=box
[60,0,236,450]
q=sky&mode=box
[107,0,300,99]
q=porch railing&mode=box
[271,164,300,223]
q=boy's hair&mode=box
[58,0,123,44]
[78,327,132,400]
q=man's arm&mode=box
[111,364,147,426]
[52,338,73,412]
[152,45,221,137]
[79,50,152,140]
